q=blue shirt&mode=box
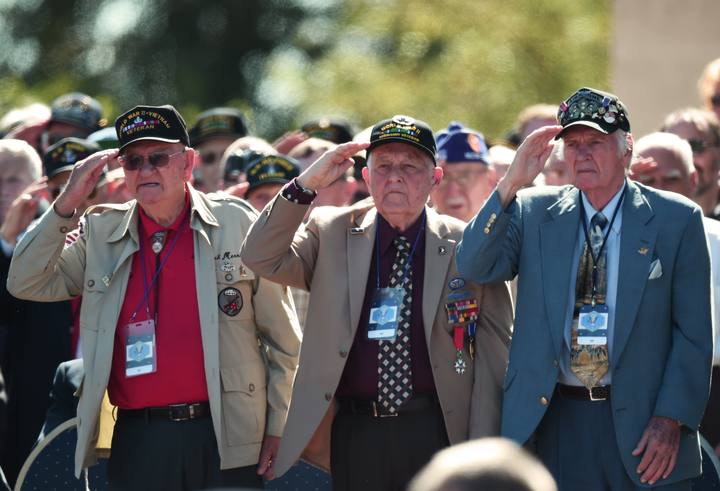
[559,181,626,386]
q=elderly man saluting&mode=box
[457,88,713,490]
[241,115,512,491]
[6,105,301,490]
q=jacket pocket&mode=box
[220,365,266,447]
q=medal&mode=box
[467,321,477,360]
[221,259,235,272]
[453,326,466,374]
[151,231,166,254]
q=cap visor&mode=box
[47,165,75,179]
[247,178,292,194]
[119,136,183,150]
[368,137,436,163]
[555,121,610,140]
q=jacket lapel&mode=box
[540,187,581,358]
[423,208,455,342]
[611,181,656,365]
[347,207,377,337]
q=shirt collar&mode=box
[377,210,426,256]
[580,179,626,231]
[138,188,191,236]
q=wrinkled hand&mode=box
[632,416,680,485]
[224,181,250,199]
[297,142,368,191]
[628,156,658,184]
[273,130,308,155]
[55,149,118,216]
[0,178,49,245]
[4,118,49,152]
[497,125,561,206]
[257,435,281,480]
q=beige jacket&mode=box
[7,186,302,477]
[241,196,513,477]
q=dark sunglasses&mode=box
[711,94,720,107]
[201,152,218,166]
[687,139,712,154]
[118,150,185,171]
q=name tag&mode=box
[577,304,609,346]
[125,319,157,377]
[367,287,405,341]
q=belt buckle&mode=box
[588,387,606,402]
[371,401,398,418]
[168,403,191,421]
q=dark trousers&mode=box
[700,365,720,446]
[108,412,263,491]
[330,398,448,491]
[535,390,690,491]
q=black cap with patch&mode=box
[115,104,190,151]
[301,118,354,144]
[189,107,248,146]
[556,87,630,139]
[50,92,105,133]
[245,155,300,194]
[44,137,100,178]
[368,115,436,163]
[223,148,268,183]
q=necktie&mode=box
[377,236,413,414]
[570,212,609,388]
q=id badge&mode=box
[577,304,609,346]
[367,287,405,341]
[125,319,157,377]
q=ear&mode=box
[431,166,444,187]
[362,166,370,188]
[182,147,196,181]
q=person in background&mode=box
[543,141,573,186]
[506,104,558,148]
[698,58,720,121]
[431,122,496,223]
[242,155,301,213]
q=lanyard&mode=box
[129,213,189,322]
[579,185,625,305]
[375,213,426,289]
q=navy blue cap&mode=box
[436,122,489,165]
[44,137,100,178]
[245,155,301,193]
[189,107,248,145]
[50,92,105,133]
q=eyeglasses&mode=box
[118,150,185,171]
[201,151,219,166]
[687,139,714,154]
[437,168,488,189]
[711,94,720,107]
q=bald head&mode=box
[631,132,696,198]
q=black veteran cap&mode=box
[245,155,300,194]
[44,137,100,178]
[301,118,354,144]
[115,105,190,150]
[189,107,248,146]
[556,87,630,139]
[224,148,267,183]
[368,115,436,163]
[50,92,105,133]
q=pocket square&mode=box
[648,258,662,280]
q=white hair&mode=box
[0,139,42,180]
[633,132,694,175]
[614,130,631,158]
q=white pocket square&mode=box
[648,258,663,280]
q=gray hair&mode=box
[408,438,557,491]
[0,139,42,180]
[634,132,694,175]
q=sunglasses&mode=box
[118,150,185,171]
[201,152,219,166]
[711,94,720,107]
[687,139,713,154]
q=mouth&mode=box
[137,182,160,189]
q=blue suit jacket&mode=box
[457,180,713,485]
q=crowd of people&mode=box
[0,56,719,491]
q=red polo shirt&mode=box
[107,193,209,408]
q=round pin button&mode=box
[60,226,69,233]
[87,280,95,287]
[249,383,255,392]
[539,396,548,406]
[225,273,233,281]
[324,392,333,402]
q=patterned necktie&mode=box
[570,212,609,388]
[377,236,414,414]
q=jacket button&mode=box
[484,227,491,234]
[339,350,348,358]
[553,359,559,367]
[225,273,233,281]
[540,396,549,406]
[249,383,255,392]
[324,392,333,401]
[87,280,95,287]
[59,226,69,233]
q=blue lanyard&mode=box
[579,184,625,305]
[129,213,189,322]
[375,213,426,289]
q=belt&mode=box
[337,394,438,418]
[117,402,210,422]
[556,384,611,401]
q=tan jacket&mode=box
[7,186,302,477]
[241,196,513,478]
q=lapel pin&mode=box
[638,247,649,256]
[438,246,447,255]
[350,227,364,235]
[101,275,111,287]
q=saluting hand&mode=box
[497,125,562,207]
[296,142,369,191]
[0,178,49,245]
[54,149,118,217]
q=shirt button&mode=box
[225,273,233,281]
[87,280,95,287]
[339,350,348,358]
[324,392,333,402]
[539,396,549,406]
[248,383,255,392]
[59,226,69,233]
